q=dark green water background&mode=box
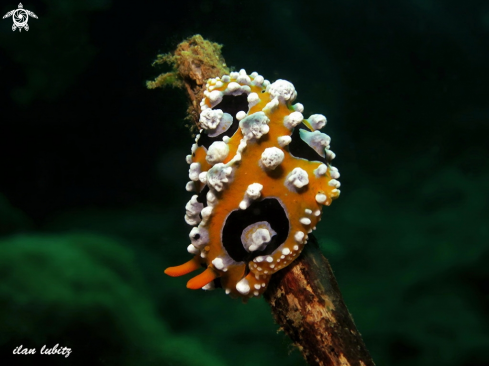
[1,0,488,365]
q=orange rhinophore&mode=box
[166,69,340,299]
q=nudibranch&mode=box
[165,69,340,299]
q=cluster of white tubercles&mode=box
[207,163,233,192]
[304,114,336,160]
[328,166,341,193]
[199,108,233,137]
[241,222,276,253]
[286,167,309,190]
[202,69,269,110]
[329,166,340,179]
[247,228,272,252]
[200,109,223,130]
[184,195,204,226]
[299,129,331,158]
[239,112,270,141]
[260,147,284,170]
[267,79,297,103]
[239,183,263,210]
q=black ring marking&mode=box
[221,198,289,263]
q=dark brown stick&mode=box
[264,235,374,366]
[148,34,375,366]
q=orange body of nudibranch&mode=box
[165,69,340,299]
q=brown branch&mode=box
[149,34,375,366]
[264,235,374,366]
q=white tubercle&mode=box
[294,231,305,242]
[285,167,309,190]
[189,227,209,249]
[328,179,341,188]
[200,206,213,225]
[277,135,292,147]
[212,255,235,272]
[246,183,263,200]
[198,172,207,184]
[253,75,264,86]
[247,92,260,108]
[185,181,194,192]
[237,69,251,85]
[239,183,263,210]
[309,114,327,130]
[225,81,250,96]
[315,193,327,204]
[208,90,223,107]
[206,190,217,206]
[315,164,327,176]
[227,82,240,93]
[236,277,250,295]
[206,141,229,165]
[184,195,204,225]
[263,97,279,114]
[236,111,247,121]
[188,162,201,181]
[260,147,284,170]
[300,217,311,225]
[284,111,304,129]
[326,149,336,160]
[202,282,215,290]
[293,103,304,112]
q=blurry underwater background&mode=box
[1,0,488,365]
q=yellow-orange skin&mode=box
[166,75,339,299]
